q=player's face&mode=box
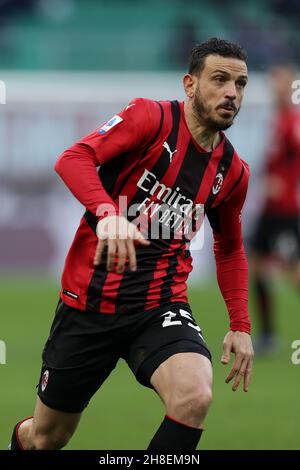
[269,66,295,106]
[192,55,248,131]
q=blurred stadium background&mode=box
[0,0,299,450]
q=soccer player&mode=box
[251,65,300,354]
[10,38,253,451]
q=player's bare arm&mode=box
[221,331,254,392]
[94,215,150,273]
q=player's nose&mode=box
[224,82,237,100]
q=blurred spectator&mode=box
[0,0,38,62]
[251,65,300,354]
[272,0,300,20]
[234,15,293,70]
[0,0,300,72]
[168,16,199,69]
[0,0,37,19]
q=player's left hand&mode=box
[221,331,254,392]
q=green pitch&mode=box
[0,275,299,449]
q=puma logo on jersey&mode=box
[163,141,178,163]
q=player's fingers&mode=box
[94,239,106,265]
[126,239,137,272]
[136,238,151,246]
[106,239,117,272]
[225,367,238,384]
[232,357,248,392]
[225,354,243,383]
[116,239,127,274]
[221,339,232,364]
[243,358,253,392]
[134,230,150,246]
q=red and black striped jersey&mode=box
[55,98,251,333]
[263,107,300,215]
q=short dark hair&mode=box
[188,37,247,75]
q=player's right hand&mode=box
[94,215,150,273]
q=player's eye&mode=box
[236,80,247,89]
[214,76,226,83]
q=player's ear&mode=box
[183,74,197,99]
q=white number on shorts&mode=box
[161,311,182,328]
[180,309,204,339]
[161,309,204,339]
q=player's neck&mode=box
[184,101,221,152]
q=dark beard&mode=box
[193,89,239,131]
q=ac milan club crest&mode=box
[41,370,49,392]
[212,172,224,195]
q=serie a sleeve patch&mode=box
[98,115,123,135]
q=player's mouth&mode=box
[218,105,235,115]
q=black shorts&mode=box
[37,300,212,413]
[252,214,300,261]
